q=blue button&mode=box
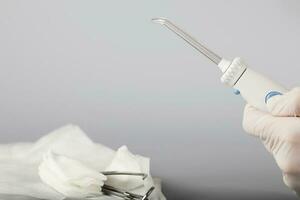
[233,89,240,95]
[265,91,282,103]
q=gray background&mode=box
[0,0,299,199]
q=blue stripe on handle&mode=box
[265,91,282,103]
[233,89,240,95]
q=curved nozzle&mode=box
[152,17,222,65]
[152,17,168,25]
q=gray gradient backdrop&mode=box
[0,0,300,199]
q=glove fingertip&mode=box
[266,94,284,115]
[243,104,261,118]
[242,104,263,136]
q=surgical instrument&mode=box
[101,171,154,200]
[102,171,148,180]
[102,185,155,200]
[152,17,287,111]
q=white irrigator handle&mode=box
[218,58,287,111]
[152,17,288,111]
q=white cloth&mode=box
[39,151,107,199]
[0,125,166,200]
[105,146,149,190]
[243,87,300,197]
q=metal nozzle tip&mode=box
[151,17,168,25]
[151,17,222,65]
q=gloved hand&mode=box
[243,87,300,196]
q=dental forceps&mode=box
[100,172,155,200]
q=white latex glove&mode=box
[243,87,300,196]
